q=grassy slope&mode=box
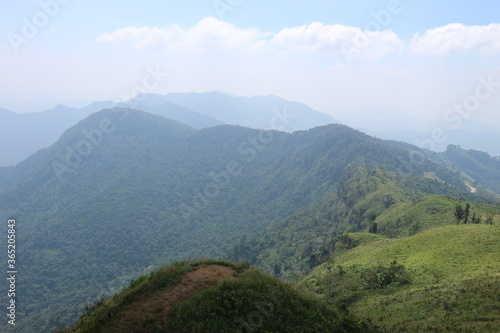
[376,194,500,237]
[443,144,500,195]
[333,225,499,284]
[228,167,423,280]
[59,260,373,333]
[299,224,500,332]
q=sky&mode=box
[1,0,499,126]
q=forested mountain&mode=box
[0,105,90,166]
[131,101,223,128]
[443,144,500,194]
[0,100,217,167]
[226,166,493,280]
[0,108,496,332]
[0,92,336,166]
[0,101,120,166]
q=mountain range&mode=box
[0,105,499,332]
[3,93,499,169]
[0,92,336,166]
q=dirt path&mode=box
[111,265,235,332]
[157,264,235,312]
[465,182,477,193]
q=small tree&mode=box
[471,211,482,224]
[464,203,471,224]
[368,222,378,234]
[454,204,465,224]
[486,215,494,225]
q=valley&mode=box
[0,106,498,332]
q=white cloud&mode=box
[97,19,500,61]
[410,23,500,56]
[97,17,268,51]
[270,22,404,60]
[98,19,404,60]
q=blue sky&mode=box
[1,0,499,126]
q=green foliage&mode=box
[470,210,482,224]
[60,260,374,333]
[66,260,195,332]
[0,109,495,331]
[351,276,500,332]
[368,222,378,234]
[444,144,500,195]
[464,203,471,224]
[454,204,465,224]
[227,167,477,280]
[167,269,372,333]
[376,195,500,237]
[454,202,484,225]
[60,260,245,333]
[300,224,500,331]
[360,261,412,290]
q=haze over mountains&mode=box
[334,107,500,157]
[2,92,499,167]
[0,92,336,166]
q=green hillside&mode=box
[0,108,495,332]
[227,171,492,281]
[299,224,500,332]
[443,144,500,195]
[58,260,374,333]
[376,194,500,237]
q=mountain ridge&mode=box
[0,92,336,166]
[0,108,496,332]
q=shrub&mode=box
[361,261,412,290]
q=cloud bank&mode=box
[410,23,500,56]
[97,17,267,51]
[98,18,500,60]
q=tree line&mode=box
[454,203,494,225]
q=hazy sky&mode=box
[1,0,499,125]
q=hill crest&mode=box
[58,260,372,333]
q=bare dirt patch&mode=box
[465,182,477,193]
[109,265,236,332]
